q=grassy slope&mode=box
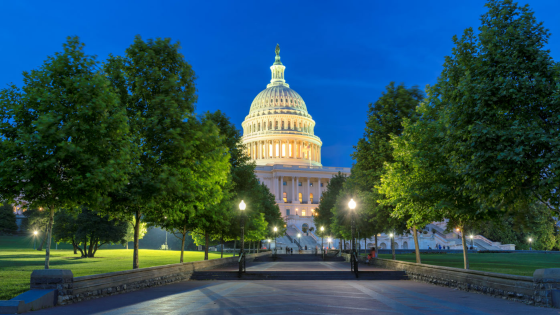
[0,236,234,300]
[377,253,560,276]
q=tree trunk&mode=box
[126,242,129,250]
[37,224,48,251]
[87,233,94,257]
[375,234,378,250]
[461,227,469,269]
[204,232,209,260]
[72,238,78,254]
[391,235,396,260]
[413,226,421,264]
[180,226,186,263]
[233,239,236,257]
[133,210,141,269]
[44,208,55,269]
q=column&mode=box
[295,176,300,204]
[307,178,310,203]
[280,176,284,202]
[272,175,277,201]
[318,178,322,200]
[291,177,295,203]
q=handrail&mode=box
[238,252,244,263]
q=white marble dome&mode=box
[249,85,308,114]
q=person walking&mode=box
[290,248,293,255]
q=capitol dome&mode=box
[242,45,322,167]
[249,85,308,114]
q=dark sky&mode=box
[1,1,559,168]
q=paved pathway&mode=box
[30,279,557,314]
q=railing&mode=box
[293,238,303,250]
[284,231,293,243]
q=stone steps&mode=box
[190,270,408,281]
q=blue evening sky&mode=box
[1,1,558,168]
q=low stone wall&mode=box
[56,252,270,305]
[371,258,560,308]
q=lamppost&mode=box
[328,237,332,250]
[348,199,357,273]
[267,239,271,250]
[239,200,246,275]
[33,231,38,250]
[529,238,532,251]
[320,226,325,260]
[469,235,474,250]
[273,227,278,258]
[297,233,301,250]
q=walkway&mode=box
[29,279,555,314]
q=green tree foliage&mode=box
[0,204,17,234]
[53,209,128,257]
[314,172,346,235]
[476,202,558,250]
[0,37,133,269]
[345,82,423,255]
[351,82,423,191]
[123,221,147,249]
[21,208,50,250]
[105,36,229,268]
[379,99,485,268]
[189,111,282,258]
[435,0,560,213]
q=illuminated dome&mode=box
[242,44,322,166]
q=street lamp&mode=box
[327,237,332,250]
[267,239,271,250]
[239,200,246,275]
[320,226,325,260]
[33,231,38,250]
[297,233,301,250]
[348,199,357,273]
[469,235,474,250]
[528,238,533,251]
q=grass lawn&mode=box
[0,236,235,300]
[377,253,560,277]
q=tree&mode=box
[74,209,128,257]
[351,82,423,192]
[436,0,560,215]
[0,204,17,234]
[380,98,486,269]
[52,211,80,254]
[105,36,229,269]
[0,37,133,268]
[314,172,347,236]
[22,208,50,250]
[123,221,147,250]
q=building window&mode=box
[298,193,302,203]
[320,183,324,187]
[302,210,306,217]
[283,181,287,185]
[283,192,287,203]
[286,209,290,216]
[298,182,302,186]
[310,193,314,203]
[310,183,313,187]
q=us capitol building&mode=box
[241,45,349,248]
[241,45,514,252]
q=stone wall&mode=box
[370,258,560,308]
[55,252,270,305]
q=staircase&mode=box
[286,227,318,250]
[190,270,407,281]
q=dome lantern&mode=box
[268,44,288,88]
